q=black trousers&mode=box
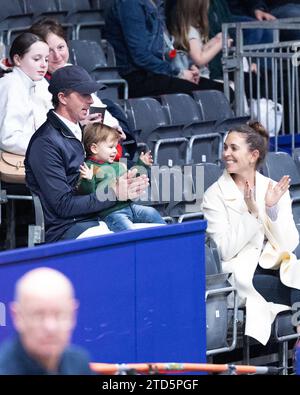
[253,267,300,307]
[124,70,229,99]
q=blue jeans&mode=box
[231,15,274,45]
[271,4,300,41]
[104,204,166,232]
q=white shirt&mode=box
[0,67,52,155]
[54,112,82,141]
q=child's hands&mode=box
[80,163,94,180]
[140,151,153,166]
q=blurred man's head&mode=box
[11,268,78,372]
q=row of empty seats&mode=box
[68,39,128,100]
[0,0,107,45]
[119,90,249,166]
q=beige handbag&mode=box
[0,151,25,183]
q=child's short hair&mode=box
[83,123,120,157]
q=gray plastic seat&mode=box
[68,39,128,100]
[169,163,223,222]
[262,151,300,224]
[24,0,68,23]
[205,240,238,355]
[293,147,300,174]
[160,93,203,125]
[160,93,223,164]
[0,0,33,45]
[60,0,105,43]
[124,97,187,166]
[124,97,169,135]
[193,90,250,133]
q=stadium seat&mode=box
[0,0,33,45]
[160,93,223,164]
[124,97,188,166]
[192,90,250,133]
[59,0,105,43]
[23,0,68,23]
[184,124,223,165]
[0,180,33,249]
[168,163,222,222]
[293,147,300,174]
[205,240,238,355]
[28,192,45,246]
[262,151,300,224]
[124,96,168,134]
[68,39,128,100]
[160,93,202,125]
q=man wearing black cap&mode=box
[25,65,149,243]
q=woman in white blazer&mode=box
[0,33,52,155]
[203,121,300,345]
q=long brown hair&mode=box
[166,0,210,51]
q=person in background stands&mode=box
[105,0,229,98]
[240,0,300,41]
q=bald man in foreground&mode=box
[0,268,92,375]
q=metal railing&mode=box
[222,18,300,153]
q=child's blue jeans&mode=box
[104,203,166,232]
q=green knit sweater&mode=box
[78,159,148,218]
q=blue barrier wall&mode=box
[0,221,206,364]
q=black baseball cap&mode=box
[48,65,105,95]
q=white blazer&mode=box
[203,169,300,345]
[0,68,52,155]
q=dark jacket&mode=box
[25,110,116,243]
[105,0,176,77]
[0,337,92,375]
[227,0,250,16]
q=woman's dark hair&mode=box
[9,32,47,64]
[29,17,67,42]
[229,120,270,169]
